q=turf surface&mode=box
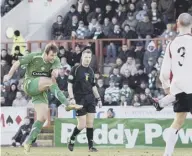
[1,147,192,156]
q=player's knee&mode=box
[77,122,86,130]
[172,117,185,129]
[86,120,94,128]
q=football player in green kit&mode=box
[4,43,82,153]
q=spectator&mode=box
[1,0,21,16]
[118,44,134,63]
[76,20,89,39]
[67,44,82,66]
[1,84,6,98]
[104,80,120,106]
[76,0,88,13]
[109,0,119,11]
[135,0,151,11]
[136,81,148,94]
[51,15,65,40]
[12,30,26,56]
[88,17,99,33]
[58,46,69,59]
[1,59,10,82]
[4,83,17,106]
[136,13,154,38]
[136,66,148,85]
[79,4,91,25]
[145,88,152,97]
[96,78,105,103]
[158,0,175,24]
[109,58,123,74]
[148,67,158,91]
[127,3,137,17]
[63,5,79,26]
[12,91,28,107]
[120,56,137,76]
[87,6,103,24]
[12,46,23,61]
[0,96,6,106]
[133,42,145,65]
[120,82,133,105]
[136,3,149,22]
[132,94,141,107]
[56,68,68,92]
[106,25,122,63]
[109,67,121,87]
[155,56,163,72]
[88,0,107,12]
[90,24,105,39]
[103,4,114,21]
[122,24,138,40]
[11,117,32,147]
[111,17,119,29]
[107,108,115,118]
[143,41,159,72]
[161,23,177,39]
[144,57,155,75]
[159,44,167,57]
[102,17,113,37]
[66,15,79,39]
[122,12,138,30]
[114,4,127,25]
[148,1,166,36]
[139,93,151,106]
[1,49,12,66]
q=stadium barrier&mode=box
[54,118,192,148]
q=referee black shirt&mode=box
[68,65,96,95]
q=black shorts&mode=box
[174,92,192,113]
[75,94,96,116]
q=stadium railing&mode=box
[1,38,168,72]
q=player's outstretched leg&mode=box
[150,94,176,111]
[67,116,86,151]
[24,104,47,154]
[163,113,187,156]
[38,77,83,111]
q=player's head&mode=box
[177,13,192,30]
[44,43,59,63]
[81,49,92,67]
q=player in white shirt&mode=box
[152,13,192,156]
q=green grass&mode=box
[1,147,192,156]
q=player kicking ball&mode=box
[4,43,82,154]
[152,13,192,156]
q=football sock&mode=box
[87,128,93,149]
[164,127,179,156]
[50,83,68,105]
[70,127,81,141]
[159,94,176,108]
[26,120,44,144]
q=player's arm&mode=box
[4,53,35,81]
[91,70,102,107]
[159,42,172,91]
[4,60,20,81]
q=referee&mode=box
[67,49,102,152]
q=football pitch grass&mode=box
[1,147,192,156]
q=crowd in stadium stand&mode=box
[1,0,21,16]
[1,0,192,117]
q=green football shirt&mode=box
[19,52,62,80]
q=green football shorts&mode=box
[24,78,48,104]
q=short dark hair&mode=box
[14,30,20,36]
[44,43,59,54]
[15,46,20,51]
[82,49,92,55]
